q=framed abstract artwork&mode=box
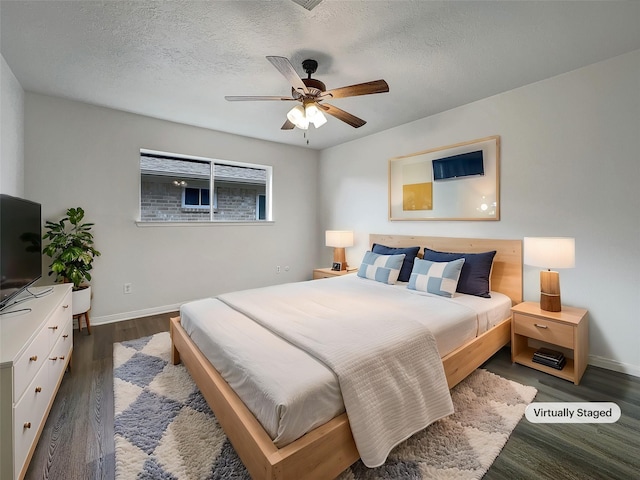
[388,135,500,221]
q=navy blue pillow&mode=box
[372,243,420,282]
[422,248,497,298]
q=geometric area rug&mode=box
[114,332,537,480]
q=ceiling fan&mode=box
[225,56,389,130]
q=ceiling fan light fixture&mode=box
[305,103,320,117]
[291,102,326,129]
[286,105,309,129]
[227,56,388,132]
[309,108,327,128]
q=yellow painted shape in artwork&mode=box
[403,182,433,211]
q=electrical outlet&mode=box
[276,266,281,274]
[123,283,132,294]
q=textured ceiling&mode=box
[2,1,639,150]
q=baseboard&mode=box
[91,303,182,326]
[589,354,640,378]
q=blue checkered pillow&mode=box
[357,251,406,285]
[408,258,465,297]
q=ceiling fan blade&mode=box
[320,79,389,99]
[319,103,366,128]
[225,95,296,101]
[281,119,295,130]
[266,56,309,95]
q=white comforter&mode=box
[218,277,456,467]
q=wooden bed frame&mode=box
[170,235,522,479]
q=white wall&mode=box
[319,50,640,376]
[24,94,320,323]
[1,55,24,195]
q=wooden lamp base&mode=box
[540,270,561,312]
[333,247,347,270]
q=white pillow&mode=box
[407,258,465,297]
[357,251,406,285]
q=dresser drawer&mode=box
[513,313,574,349]
[52,316,73,359]
[50,317,73,382]
[13,329,49,402]
[13,359,51,476]
[45,290,72,350]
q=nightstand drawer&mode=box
[513,313,573,349]
[313,272,333,279]
[312,268,357,280]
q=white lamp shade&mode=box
[311,110,327,127]
[305,104,327,128]
[286,105,309,129]
[325,230,354,248]
[524,237,575,269]
[305,103,320,117]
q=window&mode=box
[257,194,266,220]
[139,150,272,223]
[183,188,210,209]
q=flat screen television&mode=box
[0,194,42,310]
[432,150,484,181]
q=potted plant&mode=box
[42,207,101,322]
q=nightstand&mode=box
[511,302,589,385]
[312,267,357,280]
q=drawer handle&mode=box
[534,323,549,329]
[29,355,38,362]
[49,356,58,361]
[63,334,69,339]
[24,422,31,429]
[63,304,69,309]
[35,386,42,393]
[59,355,65,360]
[48,325,59,331]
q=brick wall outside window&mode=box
[141,180,264,221]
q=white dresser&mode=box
[0,285,73,480]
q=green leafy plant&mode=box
[42,207,101,290]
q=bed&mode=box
[170,234,523,479]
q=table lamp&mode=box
[523,237,575,312]
[325,230,353,271]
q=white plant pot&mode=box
[72,285,91,316]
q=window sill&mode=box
[135,221,274,227]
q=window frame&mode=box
[182,187,212,210]
[138,148,273,225]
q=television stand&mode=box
[0,284,73,480]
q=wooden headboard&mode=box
[370,234,522,305]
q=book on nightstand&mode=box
[532,348,566,370]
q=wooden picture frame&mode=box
[389,135,500,221]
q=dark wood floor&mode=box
[25,314,640,480]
